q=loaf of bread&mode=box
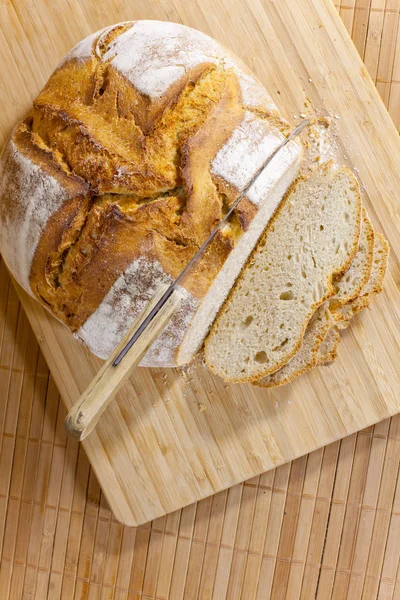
[0,21,303,366]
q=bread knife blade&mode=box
[65,118,309,440]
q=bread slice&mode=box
[332,208,374,305]
[337,232,389,328]
[318,234,388,363]
[317,327,341,364]
[204,162,361,382]
[254,303,337,387]
[255,208,374,388]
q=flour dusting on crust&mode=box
[103,21,222,98]
[233,71,276,112]
[0,138,70,293]
[212,112,300,207]
[58,20,277,113]
[77,257,199,366]
[57,25,118,68]
[57,31,100,67]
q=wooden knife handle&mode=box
[65,284,182,441]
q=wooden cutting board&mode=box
[2,0,400,527]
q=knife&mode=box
[65,119,310,440]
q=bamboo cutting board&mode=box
[2,0,400,527]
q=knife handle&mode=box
[65,284,182,441]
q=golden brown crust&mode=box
[211,174,258,232]
[179,71,244,244]
[32,186,235,329]
[4,24,274,335]
[3,123,91,311]
[11,122,88,199]
[29,62,246,329]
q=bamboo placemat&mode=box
[1,2,400,599]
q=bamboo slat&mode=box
[1,0,400,598]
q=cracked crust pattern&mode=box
[0,21,300,365]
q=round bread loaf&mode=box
[0,21,302,366]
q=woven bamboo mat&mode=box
[1,2,400,598]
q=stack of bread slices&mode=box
[204,122,389,386]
